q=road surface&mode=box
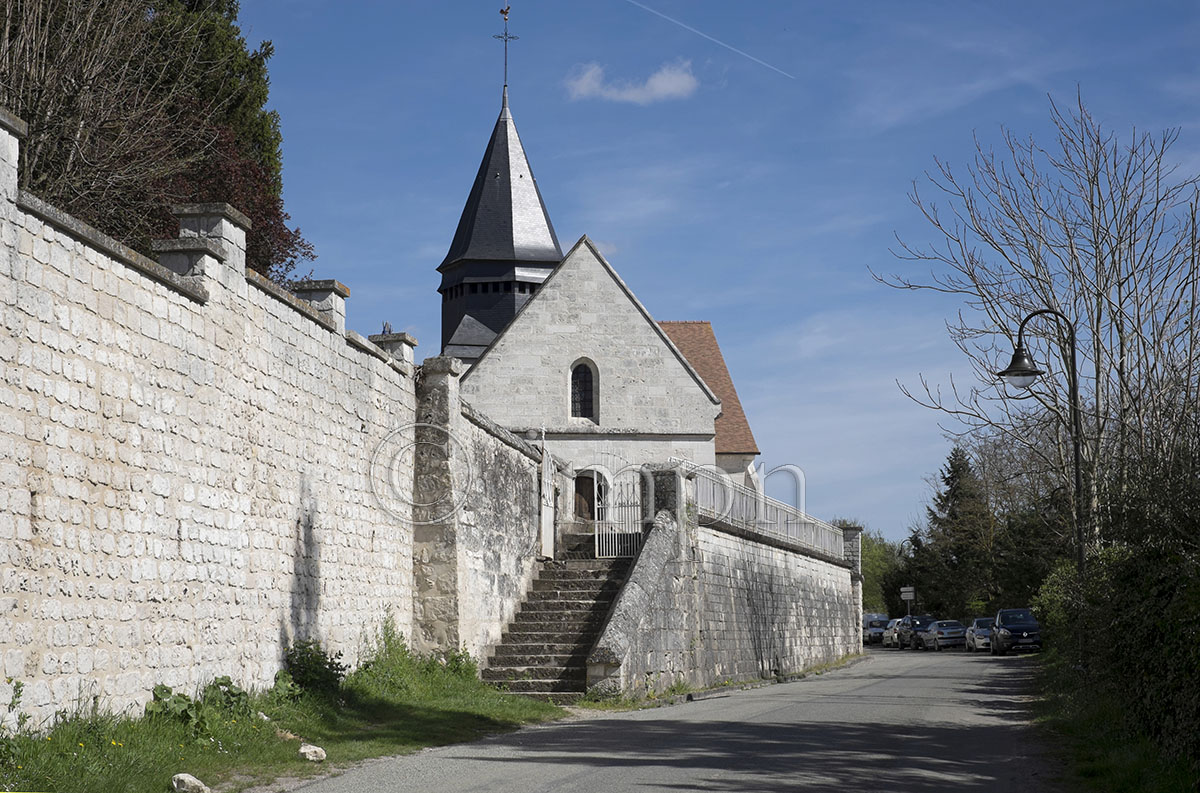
[293,646,1059,792]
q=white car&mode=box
[965,617,995,652]
[881,618,902,648]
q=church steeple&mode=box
[438,88,561,273]
[438,86,563,363]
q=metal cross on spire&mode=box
[493,5,518,87]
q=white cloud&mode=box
[566,60,698,105]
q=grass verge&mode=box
[0,623,562,793]
[1033,649,1196,793]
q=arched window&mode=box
[570,361,597,422]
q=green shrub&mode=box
[284,639,348,694]
[1034,545,1200,778]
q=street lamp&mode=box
[997,308,1086,574]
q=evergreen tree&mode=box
[915,447,996,618]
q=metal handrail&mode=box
[670,459,844,559]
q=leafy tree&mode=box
[859,529,901,614]
[0,0,312,281]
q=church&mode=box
[435,84,762,523]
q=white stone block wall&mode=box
[0,119,416,727]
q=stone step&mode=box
[501,629,596,645]
[512,691,584,704]
[506,609,608,626]
[485,676,588,693]
[487,652,586,667]
[531,578,622,593]
[525,589,618,604]
[491,642,588,658]
[541,559,631,574]
[519,598,614,613]
[482,664,586,683]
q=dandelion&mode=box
[111,739,117,745]
[78,742,84,747]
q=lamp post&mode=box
[898,538,914,615]
[996,309,1086,575]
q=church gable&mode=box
[460,237,721,436]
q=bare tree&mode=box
[0,0,233,246]
[879,93,1200,550]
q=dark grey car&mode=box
[991,608,1042,655]
[896,614,936,649]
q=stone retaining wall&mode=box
[411,357,566,661]
[0,116,418,728]
[589,469,860,695]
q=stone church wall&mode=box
[460,238,721,469]
[588,469,859,695]
[0,114,418,728]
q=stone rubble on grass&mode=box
[299,743,327,762]
[257,710,270,721]
[171,773,212,793]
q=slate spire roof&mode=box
[439,87,562,272]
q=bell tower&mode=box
[438,9,562,364]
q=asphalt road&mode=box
[293,646,1059,792]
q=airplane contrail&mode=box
[623,0,796,80]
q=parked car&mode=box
[965,617,995,652]
[991,608,1042,655]
[862,613,889,644]
[918,619,966,651]
[882,618,902,648]
[896,614,937,649]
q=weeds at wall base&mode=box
[0,628,561,793]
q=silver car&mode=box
[918,619,966,650]
[882,618,902,648]
[965,617,995,652]
[862,613,889,644]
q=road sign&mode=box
[900,586,915,601]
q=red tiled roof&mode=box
[659,321,760,455]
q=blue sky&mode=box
[234,1,1200,541]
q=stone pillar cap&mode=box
[421,356,465,376]
[151,237,227,261]
[171,203,253,231]
[294,279,350,299]
[368,332,418,347]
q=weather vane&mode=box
[493,5,518,87]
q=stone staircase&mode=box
[482,534,630,702]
